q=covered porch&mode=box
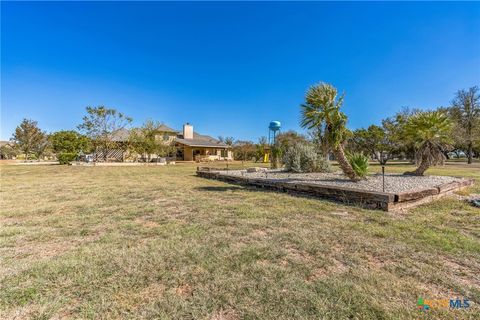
[177,145,233,161]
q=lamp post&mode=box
[382,165,385,193]
[380,152,386,193]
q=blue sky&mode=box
[2,2,479,141]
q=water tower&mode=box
[268,121,281,145]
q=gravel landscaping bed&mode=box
[217,169,464,193]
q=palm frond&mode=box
[300,82,349,147]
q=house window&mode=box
[176,147,184,160]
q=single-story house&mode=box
[99,123,233,162]
[175,123,233,161]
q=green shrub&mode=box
[347,152,369,178]
[283,143,331,173]
[284,145,301,172]
[270,144,283,169]
[58,152,77,165]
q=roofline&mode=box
[176,141,232,148]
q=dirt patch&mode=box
[306,258,349,282]
[251,229,267,238]
[175,283,193,297]
[0,304,47,320]
[113,283,166,312]
[139,283,166,298]
[365,253,387,269]
[134,217,160,228]
[331,257,348,272]
[285,246,315,264]
[416,281,462,299]
[306,267,328,281]
[441,257,480,288]
[210,308,239,320]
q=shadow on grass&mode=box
[195,184,361,211]
[196,186,245,192]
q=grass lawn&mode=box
[0,161,479,319]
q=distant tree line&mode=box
[261,83,478,181]
[294,83,479,180]
[3,106,174,163]
[222,84,478,181]
[346,86,480,167]
[3,85,479,174]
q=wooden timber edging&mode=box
[196,168,475,211]
[389,179,475,210]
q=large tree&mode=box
[78,106,132,162]
[224,137,235,146]
[450,86,480,164]
[276,130,309,152]
[50,130,92,155]
[12,119,46,161]
[403,111,452,176]
[381,107,420,162]
[33,133,52,160]
[218,136,235,147]
[300,82,358,181]
[233,140,256,162]
[349,125,396,165]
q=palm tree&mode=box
[300,82,359,181]
[403,111,452,176]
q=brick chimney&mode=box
[183,123,193,139]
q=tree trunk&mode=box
[443,150,450,160]
[404,151,429,176]
[412,159,429,175]
[323,140,329,161]
[467,142,473,164]
[332,145,359,181]
[100,143,107,162]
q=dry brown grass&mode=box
[0,161,479,319]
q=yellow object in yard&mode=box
[263,153,269,163]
